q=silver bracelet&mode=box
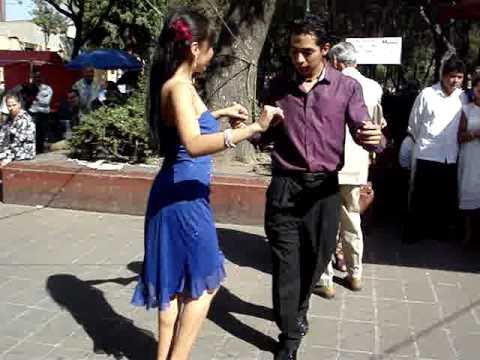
[224,128,236,148]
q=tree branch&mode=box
[44,0,74,20]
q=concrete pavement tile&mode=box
[309,296,342,319]
[375,279,404,300]
[339,321,375,353]
[40,347,90,359]
[29,313,79,346]
[0,337,20,354]
[371,265,403,280]
[452,333,480,360]
[215,336,259,359]
[2,341,54,360]
[337,350,373,359]
[379,325,415,357]
[404,279,435,303]
[343,297,375,322]
[301,347,337,360]
[0,304,28,324]
[436,283,470,317]
[377,300,409,326]
[8,287,50,307]
[57,331,94,351]
[303,318,338,348]
[415,328,455,359]
[407,302,442,330]
[428,269,463,285]
[445,312,480,334]
[2,309,54,339]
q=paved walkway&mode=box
[0,203,479,360]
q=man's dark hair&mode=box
[441,56,466,76]
[67,88,80,97]
[289,14,332,46]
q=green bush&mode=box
[69,80,153,163]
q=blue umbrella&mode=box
[66,49,143,70]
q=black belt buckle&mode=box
[301,172,328,182]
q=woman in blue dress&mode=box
[131,8,283,360]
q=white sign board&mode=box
[345,37,402,65]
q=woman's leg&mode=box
[169,290,217,360]
[157,297,179,360]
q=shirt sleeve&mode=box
[345,81,369,135]
[32,85,53,110]
[407,92,424,142]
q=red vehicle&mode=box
[0,50,81,112]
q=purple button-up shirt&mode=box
[260,64,369,173]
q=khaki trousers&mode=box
[319,185,363,286]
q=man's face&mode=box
[67,92,79,108]
[441,71,464,94]
[31,73,41,85]
[289,33,328,79]
[83,68,95,83]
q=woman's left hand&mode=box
[222,103,249,122]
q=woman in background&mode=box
[457,75,480,248]
[0,93,35,166]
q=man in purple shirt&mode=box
[259,15,382,360]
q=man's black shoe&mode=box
[274,348,297,360]
[297,315,309,337]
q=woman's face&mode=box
[473,82,480,101]
[193,41,214,74]
[6,98,21,117]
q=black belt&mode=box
[272,168,337,182]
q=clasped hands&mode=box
[220,103,284,132]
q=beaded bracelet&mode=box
[224,128,236,148]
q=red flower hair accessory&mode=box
[170,18,193,42]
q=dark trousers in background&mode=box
[265,172,341,351]
[31,112,50,154]
[407,159,459,241]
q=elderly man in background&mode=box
[314,42,384,299]
[72,67,104,114]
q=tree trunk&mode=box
[204,0,278,164]
[71,20,84,58]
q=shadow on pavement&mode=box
[209,286,276,353]
[46,273,156,360]
[47,260,276,357]
[217,228,272,274]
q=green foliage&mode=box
[69,80,153,163]
[31,0,69,48]
[88,0,168,58]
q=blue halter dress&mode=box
[132,111,225,310]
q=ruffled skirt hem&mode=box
[131,262,226,311]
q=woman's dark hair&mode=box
[441,56,466,76]
[289,14,332,46]
[148,8,215,150]
[472,74,480,88]
[5,93,22,106]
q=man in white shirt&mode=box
[405,56,466,243]
[315,42,385,298]
[29,71,53,154]
[72,67,104,114]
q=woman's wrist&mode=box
[211,109,223,119]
